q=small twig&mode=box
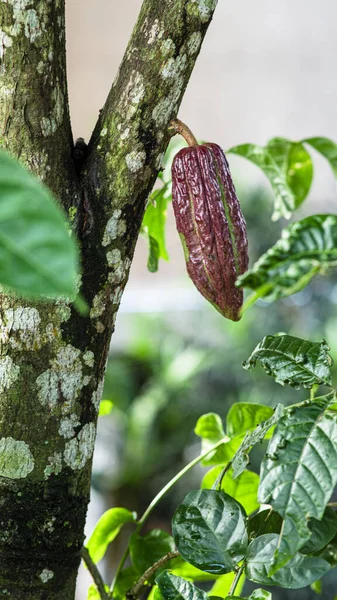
[229,563,245,596]
[81,547,110,600]
[169,118,198,147]
[129,551,180,598]
[328,502,337,508]
[212,461,232,490]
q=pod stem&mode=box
[169,118,198,146]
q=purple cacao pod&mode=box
[171,143,248,321]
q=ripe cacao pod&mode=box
[171,143,248,321]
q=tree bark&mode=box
[0,0,218,597]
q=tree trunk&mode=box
[0,0,218,597]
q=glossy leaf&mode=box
[201,467,259,515]
[0,149,79,298]
[246,534,330,589]
[86,507,136,564]
[194,413,239,467]
[209,572,245,598]
[156,572,209,600]
[304,137,337,177]
[243,334,333,389]
[226,404,274,439]
[247,591,272,600]
[248,509,282,539]
[232,405,284,478]
[237,215,337,303]
[130,529,175,577]
[141,187,169,272]
[172,489,248,574]
[259,398,337,570]
[301,508,337,555]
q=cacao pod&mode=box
[171,143,248,321]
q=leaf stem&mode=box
[110,435,229,594]
[239,283,273,316]
[212,461,232,490]
[169,119,198,147]
[129,551,180,598]
[81,547,110,600]
[229,563,245,596]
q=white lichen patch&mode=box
[40,81,64,137]
[107,252,131,286]
[187,31,202,55]
[126,150,146,173]
[161,38,175,56]
[120,127,130,141]
[44,452,62,479]
[101,127,108,137]
[90,291,106,320]
[59,414,81,439]
[8,1,42,43]
[102,210,127,246]
[111,286,123,305]
[91,379,105,411]
[39,569,54,583]
[0,30,13,59]
[0,438,34,479]
[2,307,42,351]
[161,54,187,80]
[188,0,218,22]
[148,19,163,44]
[83,351,94,368]
[119,71,145,120]
[63,423,96,471]
[0,356,20,393]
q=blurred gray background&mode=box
[65,2,337,598]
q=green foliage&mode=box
[194,413,236,466]
[86,507,136,564]
[201,468,259,515]
[301,508,337,554]
[304,137,337,177]
[237,215,337,306]
[156,572,208,600]
[259,396,337,570]
[172,490,248,574]
[141,186,170,272]
[130,529,175,577]
[243,334,333,389]
[0,149,79,299]
[226,404,274,440]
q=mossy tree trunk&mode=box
[0,0,218,598]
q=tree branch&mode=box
[128,551,180,598]
[81,547,110,600]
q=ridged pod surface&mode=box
[172,143,248,321]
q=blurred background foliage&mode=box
[88,174,337,599]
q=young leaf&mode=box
[86,507,136,564]
[172,489,248,574]
[237,215,337,303]
[245,534,330,589]
[194,413,239,467]
[231,405,284,478]
[130,529,175,577]
[243,334,333,389]
[0,149,79,299]
[113,566,139,600]
[304,137,337,178]
[87,585,100,600]
[267,137,313,209]
[226,404,274,439]
[259,397,337,570]
[156,572,209,600]
[201,468,259,515]
[171,558,218,582]
[209,572,245,598]
[300,507,337,555]
[141,187,169,272]
[228,143,296,220]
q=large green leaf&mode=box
[201,468,259,515]
[172,490,248,574]
[130,529,175,577]
[156,572,209,600]
[86,507,136,564]
[237,215,337,303]
[304,137,337,177]
[208,573,245,598]
[301,508,337,554]
[194,413,239,467]
[141,186,169,272]
[243,334,333,389]
[171,559,218,582]
[0,149,79,298]
[245,534,330,589]
[226,404,274,439]
[259,397,337,570]
[231,405,284,478]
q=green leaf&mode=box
[172,489,248,574]
[130,529,175,577]
[87,585,100,600]
[311,579,322,594]
[231,405,284,478]
[0,149,79,299]
[259,397,337,570]
[86,507,136,564]
[156,572,209,600]
[142,187,169,272]
[208,573,245,598]
[245,534,330,589]
[247,591,272,600]
[228,143,295,221]
[171,558,218,582]
[237,215,337,303]
[114,566,139,600]
[266,137,313,210]
[304,137,337,177]
[194,413,239,467]
[226,404,274,439]
[201,468,259,515]
[243,334,333,389]
[301,508,337,554]
[99,399,114,416]
[248,510,282,539]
